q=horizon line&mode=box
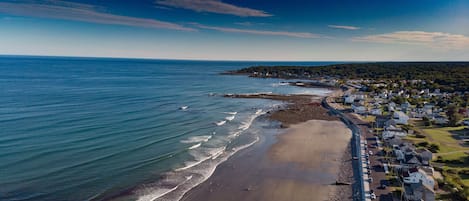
[1,54,468,63]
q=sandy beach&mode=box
[182,93,354,201]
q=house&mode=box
[383,125,407,139]
[416,149,433,166]
[376,115,392,128]
[402,168,435,201]
[344,95,356,104]
[370,108,382,116]
[423,104,434,115]
[403,182,435,201]
[389,102,397,111]
[433,115,449,125]
[393,111,409,125]
[401,101,411,112]
[352,102,367,114]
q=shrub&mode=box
[429,143,440,153]
[415,133,426,138]
[417,141,429,147]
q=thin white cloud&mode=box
[0,0,195,31]
[354,31,469,49]
[193,24,320,38]
[328,25,360,30]
[156,0,271,17]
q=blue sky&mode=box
[0,0,468,61]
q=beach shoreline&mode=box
[181,92,354,201]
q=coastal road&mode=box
[322,97,365,201]
[345,114,393,201]
[323,96,393,201]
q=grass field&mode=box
[417,126,469,200]
[422,126,468,161]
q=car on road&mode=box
[368,150,373,155]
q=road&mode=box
[323,96,394,201]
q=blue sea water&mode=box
[0,56,336,201]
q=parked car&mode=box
[370,193,376,200]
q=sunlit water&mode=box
[0,57,336,201]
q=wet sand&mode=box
[182,94,353,201]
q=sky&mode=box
[0,0,468,61]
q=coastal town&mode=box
[233,63,469,201]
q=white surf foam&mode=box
[215,120,226,126]
[136,186,178,201]
[175,155,212,172]
[179,106,188,110]
[225,115,235,121]
[180,135,212,144]
[188,143,201,150]
[135,110,265,201]
[223,111,237,115]
[239,109,264,130]
[136,174,193,201]
[208,146,225,160]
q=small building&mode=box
[393,111,409,125]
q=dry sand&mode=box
[270,120,351,170]
[182,120,352,201]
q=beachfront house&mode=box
[393,111,409,125]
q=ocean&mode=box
[0,56,336,201]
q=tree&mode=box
[447,104,463,126]
[422,116,432,127]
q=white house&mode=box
[383,125,407,139]
[393,111,409,125]
[370,108,382,116]
[344,95,355,104]
[401,101,411,112]
[433,116,449,125]
[403,168,435,191]
[388,102,397,112]
[352,103,367,114]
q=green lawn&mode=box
[417,126,469,200]
[422,126,468,154]
[461,174,469,187]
